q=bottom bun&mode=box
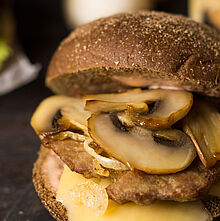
[33,147,220,221]
[33,147,67,221]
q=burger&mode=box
[31,11,220,221]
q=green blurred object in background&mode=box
[0,8,14,70]
[0,38,11,69]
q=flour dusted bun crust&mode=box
[46,11,220,97]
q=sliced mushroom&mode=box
[84,89,193,129]
[85,100,148,113]
[183,100,220,167]
[117,112,135,127]
[83,88,142,102]
[88,113,196,174]
[127,90,193,130]
[183,124,217,168]
[31,95,91,136]
[152,129,183,141]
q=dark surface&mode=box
[0,0,69,220]
[3,183,55,221]
[0,0,189,220]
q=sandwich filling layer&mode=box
[31,88,220,215]
[35,148,216,221]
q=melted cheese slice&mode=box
[57,166,211,221]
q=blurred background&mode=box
[1,0,220,220]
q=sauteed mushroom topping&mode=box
[83,88,142,102]
[88,113,196,174]
[85,100,148,113]
[84,89,193,130]
[183,100,220,168]
[127,90,193,130]
[32,90,220,173]
[31,95,91,137]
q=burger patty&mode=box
[42,138,126,179]
[42,138,100,178]
[107,160,220,204]
[43,138,220,204]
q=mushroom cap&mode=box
[46,11,220,97]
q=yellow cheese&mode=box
[57,166,211,221]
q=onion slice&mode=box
[84,139,128,171]
[48,131,86,142]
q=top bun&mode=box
[46,11,220,97]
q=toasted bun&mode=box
[46,11,220,97]
[32,147,67,221]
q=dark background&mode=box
[0,0,190,220]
